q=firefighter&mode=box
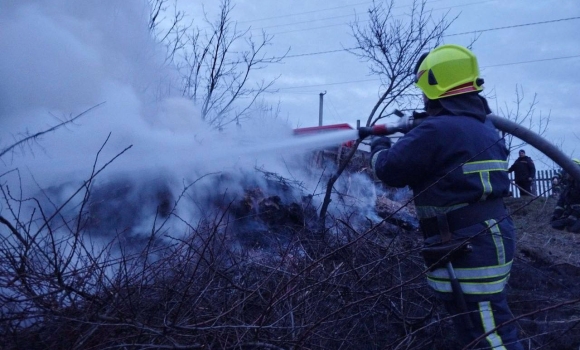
[551,173,562,198]
[550,159,580,233]
[370,44,523,349]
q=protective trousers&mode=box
[515,180,533,196]
[444,295,523,350]
[421,211,524,350]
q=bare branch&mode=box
[0,102,104,161]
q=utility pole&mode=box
[318,91,327,126]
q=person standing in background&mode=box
[508,150,536,196]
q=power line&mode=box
[285,49,346,59]
[445,16,580,37]
[266,0,494,35]
[482,54,580,68]
[259,13,352,31]
[237,1,372,23]
[238,0,448,25]
[280,78,379,90]
[278,16,580,60]
[277,54,580,90]
[196,0,419,34]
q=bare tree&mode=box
[349,0,455,127]
[149,0,287,129]
[319,0,455,226]
[486,85,559,182]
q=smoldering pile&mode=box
[69,150,420,254]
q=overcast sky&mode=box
[1,0,578,192]
[180,0,580,169]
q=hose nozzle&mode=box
[358,125,386,139]
[358,113,420,139]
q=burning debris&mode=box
[375,194,419,232]
[228,187,318,249]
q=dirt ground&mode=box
[504,196,580,349]
[508,196,580,266]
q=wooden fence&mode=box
[509,169,561,198]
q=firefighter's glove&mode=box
[370,136,391,161]
[412,111,429,119]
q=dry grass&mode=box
[507,196,580,267]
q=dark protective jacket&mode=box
[553,177,580,227]
[372,93,515,302]
[508,156,536,182]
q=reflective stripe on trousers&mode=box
[443,298,524,350]
[427,219,510,295]
[427,274,510,295]
[479,301,508,349]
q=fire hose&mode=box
[358,111,580,329]
[358,112,580,185]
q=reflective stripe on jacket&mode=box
[373,115,511,215]
[372,114,516,301]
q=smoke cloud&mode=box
[0,1,294,184]
[0,0,370,240]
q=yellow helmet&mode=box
[415,44,484,100]
[573,158,580,166]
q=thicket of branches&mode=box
[1,1,578,349]
[2,143,580,349]
[0,151,444,349]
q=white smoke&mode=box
[0,0,363,240]
[0,1,174,179]
[0,1,294,184]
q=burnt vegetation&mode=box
[1,0,578,348]
[1,148,580,350]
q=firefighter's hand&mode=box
[412,111,429,119]
[370,136,391,159]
